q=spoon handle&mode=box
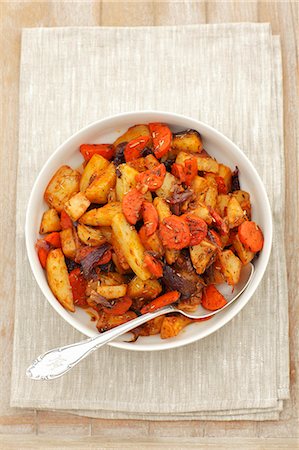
[26,306,173,380]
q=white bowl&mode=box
[26,111,272,351]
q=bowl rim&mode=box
[25,110,273,351]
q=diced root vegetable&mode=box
[202,285,227,311]
[140,291,180,314]
[64,192,91,221]
[160,315,192,339]
[39,209,61,234]
[46,249,74,312]
[97,284,127,299]
[159,215,191,250]
[238,221,264,252]
[218,250,242,285]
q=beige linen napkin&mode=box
[11,24,289,420]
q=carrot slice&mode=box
[202,285,227,311]
[60,210,73,230]
[238,221,264,252]
[144,253,163,278]
[215,176,227,194]
[141,291,180,314]
[171,163,186,182]
[80,144,115,161]
[184,157,198,186]
[124,136,150,162]
[44,231,61,248]
[181,214,207,246]
[136,164,166,191]
[149,123,172,159]
[159,215,191,250]
[69,268,88,307]
[97,249,112,265]
[122,188,144,225]
[209,208,229,235]
[103,296,132,315]
[38,246,49,269]
[142,201,158,236]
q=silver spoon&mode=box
[26,263,253,380]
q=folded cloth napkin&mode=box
[11,24,289,420]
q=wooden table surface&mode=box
[0,1,298,449]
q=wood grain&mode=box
[0,1,298,447]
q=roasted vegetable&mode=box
[111,212,151,280]
[80,154,110,192]
[190,239,217,274]
[79,243,111,278]
[46,249,74,312]
[38,121,263,341]
[127,276,162,300]
[44,165,81,213]
[39,208,61,234]
[64,192,91,221]
[172,129,203,154]
[79,202,122,227]
[113,124,151,148]
[77,224,106,247]
[60,228,77,260]
[160,315,192,339]
[218,250,242,285]
[85,162,116,204]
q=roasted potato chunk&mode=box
[191,203,213,224]
[116,164,152,202]
[190,239,217,274]
[232,234,255,265]
[113,124,151,148]
[98,272,126,286]
[127,277,162,300]
[204,176,218,209]
[39,208,61,234]
[80,154,109,192]
[85,162,116,204]
[227,196,245,229]
[232,190,251,218]
[111,231,130,271]
[144,154,160,169]
[217,194,230,217]
[79,202,122,226]
[60,228,77,259]
[160,315,192,339]
[172,129,203,154]
[218,163,232,192]
[46,248,74,312]
[218,250,242,285]
[44,165,80,213]
[97,284,127,299]
[97,311,137,332]
[100,226,113,243]
[64,192,90,221]
[111,213,151,280]
[191,176,209,204]
[155,172,177,199]
[77,224,106,247]
[196,156,219,173]
[175,151,192,166]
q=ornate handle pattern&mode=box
[26,306,174,380]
